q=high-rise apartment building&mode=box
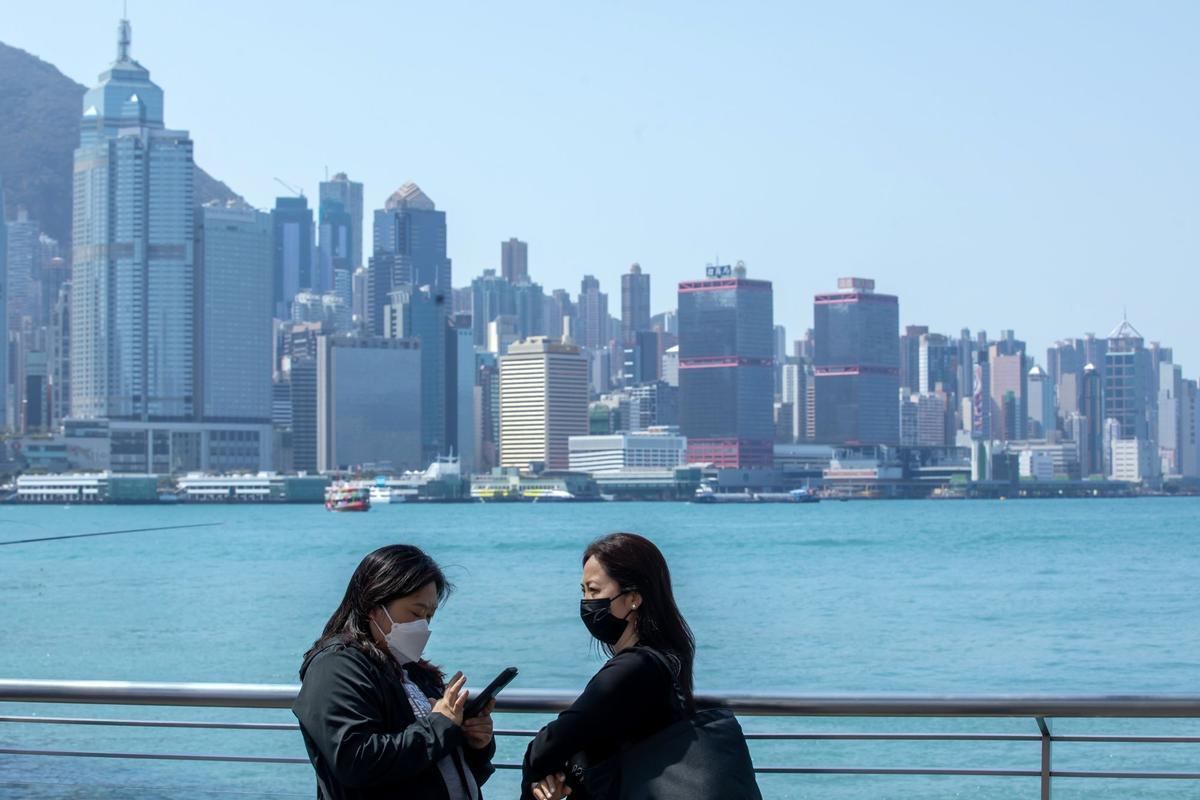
[678,264,775,467]
[621,263,651,345]
[319,172,364,270]
[499,336,588,470]
[813,278,900,446]
[71,18,196,421]
[272,196,314,319]
[501,238,528,284]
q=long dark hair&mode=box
[305,544,452,684]
[583,532,696,707]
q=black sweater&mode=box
[521,645,676,800]
[293,642,496,800]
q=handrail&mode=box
[3,679,1200,717]
[4,679,1200,798]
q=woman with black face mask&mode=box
[521,532,696,800]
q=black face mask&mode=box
[580,591,633,646]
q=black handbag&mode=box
[570,648,763,800]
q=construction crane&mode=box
[274,177,305,198]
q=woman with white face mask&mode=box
[294,545,496,800]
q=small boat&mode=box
[325,483,371,512]
[789,488,820,504]
[692,485,755,504]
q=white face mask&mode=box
[376,606,432,664]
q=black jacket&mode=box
[293,641,496,800]
[520,645,676,800]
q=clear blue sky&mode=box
[8,1,1199,369]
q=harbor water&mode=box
[1,498,1198,798]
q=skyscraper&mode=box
[196,203,273,422]
[1104,318,1154,442]
[470,270,515,346]
[621,263,651,345]
[501,238,528,284]
[1158,361,1183,476]
[0,175,6,430]
[1079,363,1104,476]
[319,172,364,270]
[447,322,477,472]
[272,196,314,319]
[317,196,352,296]
[678,263,775,467]
[899,325,929,393]
[576,275,609,350]
[71,18,196,421]
[373,183,452,299]
[499,336,588,470]
[813,278,900,446]
[384,284,448,464]
[1027,365,1056,440]
[6,208,40,329]
[918,332,958,396]
[316,335,422,471]
[989,332,1027,442]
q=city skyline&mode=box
[3,2,1196,369]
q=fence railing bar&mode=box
[745,732,1041,741]
[7,749,1200,781]
[1051,734,1200,744]
[6,716,1197,746]
[1051,770,1200,780]
[0,714,298,730]
[0,779,310,798]
[755,767,1041,777]
[4,681,1200,717]
[0,747,309,765]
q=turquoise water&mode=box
[1,498,1198,798]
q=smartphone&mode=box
[464,666,518,718]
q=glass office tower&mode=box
[677,264,774,467]
[71,17,196,421]
[813,278,900,446]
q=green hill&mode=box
[0,40,241,248]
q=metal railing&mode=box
[2,679,1200,798]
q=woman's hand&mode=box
[431,671,469,726]
[463,699,496,749]
[530,772,572,800]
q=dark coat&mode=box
[520,645,676,800]
[294,641,496,800]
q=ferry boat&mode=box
[324,483,371,512]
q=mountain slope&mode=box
[0,40,241,248]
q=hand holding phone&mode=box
[464,666,518,718]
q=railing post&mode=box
[1036,716,1051,800]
